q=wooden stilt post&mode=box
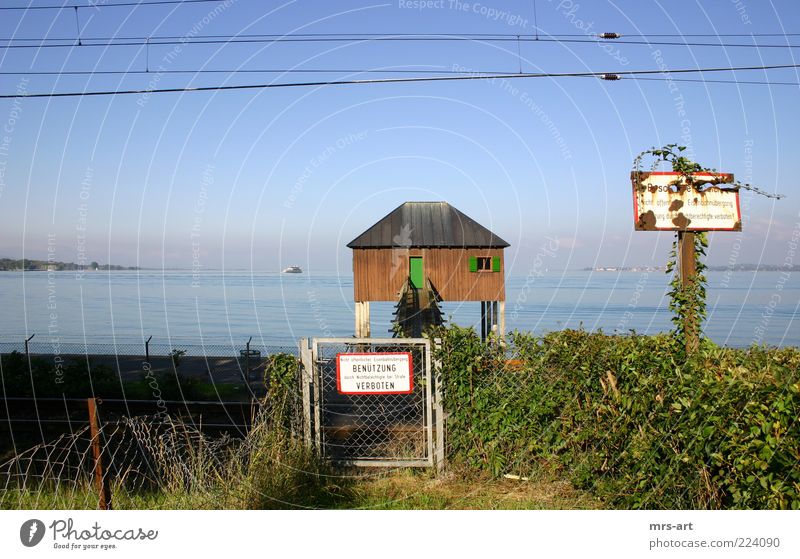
[87,398,111,510]
[498,301,505,337]
[355,301,371,338]
[678,231,699,354]
[299,339,313,447]
[480,301,486,341]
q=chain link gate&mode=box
[299,338,443,469]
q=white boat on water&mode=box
[282,266,303,273]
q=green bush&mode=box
[433,326,800,509]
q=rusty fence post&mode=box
[24,333,35,360]
[677,231,699,354]
[145,335,152,365]
[87,397,112,510]
[245,336,252,384]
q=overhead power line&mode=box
[1,63,797,99]
[3,29,800,39]
[2,33,800,50]
[623,33,800,38]
[0,68,497,76]
[0,0,227,10]
[625,76,800,87]
[5,32,800,41]
[2,69,797,86]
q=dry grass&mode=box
[335,468,602,510]
[2,468,600,510]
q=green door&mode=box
[409,257,423,289]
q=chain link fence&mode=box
[0,337,297,357]
[302,338,442,468]
[0,337,299,481]
[0,336,297,393]
[0,410,251,509]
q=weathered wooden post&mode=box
[677,230,698,353]
[87,397,112,510]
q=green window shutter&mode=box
[492,256,501,272]
[469,256,477,272]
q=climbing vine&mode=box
[633,144,782,351]
[633,143,783,199]
[263,353,301,431]
[664,231,707,351]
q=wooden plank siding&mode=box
[353,248,505,302]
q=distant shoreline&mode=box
[584,265,800,272]
[0,258,138,272]
[1,267,797,274]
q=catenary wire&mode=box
[0,68,508,75]
[1,63,798,99]
[623,76,800,86]
[0,0,231,10]
[1,34,800,50]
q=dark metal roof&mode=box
[347,202,510,249]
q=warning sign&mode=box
[632,171,742,231]
[336,353,413,395]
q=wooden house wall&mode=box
[353,248,505,302]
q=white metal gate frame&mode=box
[299,337,444,469]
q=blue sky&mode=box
[0,0,798,275]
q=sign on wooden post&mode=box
[632,171,741,231]
[632,171,742,352]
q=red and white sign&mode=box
[632,171,742,231]
[336,352,413,395]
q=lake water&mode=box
[0,270,797,350]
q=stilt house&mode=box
[347,201,509,340]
